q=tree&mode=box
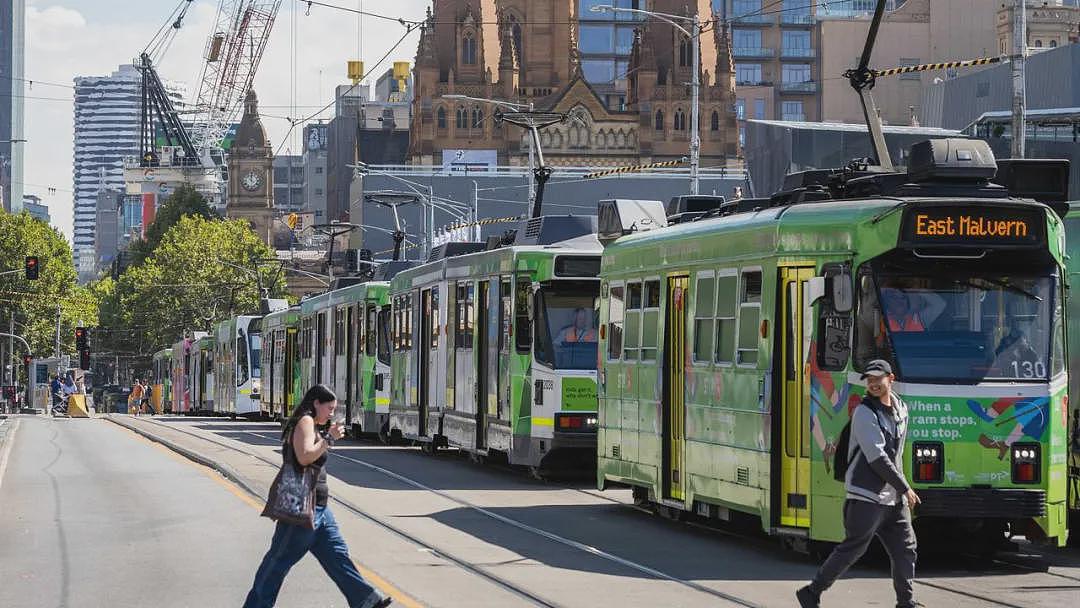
[111,215,286,355]
[127,185,219,265]
[0,211,98,375]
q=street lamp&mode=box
[590,4,701,194]
[364,191,421,261]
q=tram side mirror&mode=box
[831,271,853,313]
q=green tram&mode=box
[260,306,301,421]
[298,281,395,437]
[388,217,602,471]
[1060,203,1080,533]
[191,335,216,413]
[596,139,1070,548]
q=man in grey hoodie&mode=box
[797,359,921,608]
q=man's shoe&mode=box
[796,585,820,608]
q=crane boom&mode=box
[190,0,283,162]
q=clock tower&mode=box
[227,89,274,245]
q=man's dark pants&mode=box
[809,498,917,607]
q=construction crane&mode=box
[189,0,284,164]
[136,0,282,169]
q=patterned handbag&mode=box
[261,432,320,529]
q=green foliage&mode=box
[127,185,219,265]
[0,211,97,366]
[107,215,286,356]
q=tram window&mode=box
[818,263,853,371]
[624,281,642,361]
[237,336,249,385]
[366,305,377,356]
[500,280,512,353]
[693,274,716,363]
[406,294,414,351]
[607,284,625,360]
[425,289,434,349]
[456,283,474,349]
[515,278,533,353]
[715,273,737,364]
[377,307,391,365]
[737,270,762,366]
[642,280,660,360]
[335,308,346,355]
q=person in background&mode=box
[130,379,145,416]
[555,308,597,344]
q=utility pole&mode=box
[55,304,61,359]
[689,11,701,195]
[1011,0,1026,159]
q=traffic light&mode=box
[22,354,32,367]
[75,327,89,350]
[25,256,39,280]
[79,349,90,371]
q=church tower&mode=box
[227,89,274,245]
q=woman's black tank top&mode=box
[288,416,329,507]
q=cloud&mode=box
[22,0,426,243]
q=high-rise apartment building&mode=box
[717,0,821,149]
[273,155,305,213]
[578,0,646,111]
[1,0,25,213]
[302,123,328,221]
[73,65,184,281]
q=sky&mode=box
[21,0,428,241]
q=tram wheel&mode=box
[528,466,545,481]
[420,440,436,455]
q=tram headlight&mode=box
[252,378,261,396]
[912,441,944,483]
[1010,442,1041,484]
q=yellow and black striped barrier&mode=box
[441,215,523,233]
[582,158,686,180]
[873,54,1020,78]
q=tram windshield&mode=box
[855,268,1064,383]
[534,282,599,370]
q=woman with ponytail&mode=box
[244,384,392,608]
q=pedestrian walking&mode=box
[243,384,392,608]
[50,375,63,414]
[130,379,145,416]
[797,359,921,608]
[141,379,153,415]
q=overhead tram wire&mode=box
[273,21,420,156]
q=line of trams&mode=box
[148,138,1080,551]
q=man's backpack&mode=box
[832,401,889,482]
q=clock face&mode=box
[241,170,263,192]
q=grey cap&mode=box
[860,359,893,379]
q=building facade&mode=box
[409,0,738,168]
[72,64,184,281]
[22,194,48,223]
[302,123,328,221]
[226,90,275,246]
[717,0,821,149]
[997,0,1080,55]
[817,0,1000,127]
[273,154,304,213]
[1,0,25,213]
[94,190,122,273]
[578,0,646,111]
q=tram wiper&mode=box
[956,278,1042,301]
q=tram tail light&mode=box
[1011,443,1041,484]
[912,442,944,483]
[556,412,598,431]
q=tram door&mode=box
[284,327,297,418]
[475,280,492,450]
[662,275,689,501]
[780,267,814,528]
[419,288,434,438]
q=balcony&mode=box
[781,114,807,122]
[780,81,818,93]
[733,46,775,59]
[735,80,774,87]
[781,47,816,59]
[781,13,813,26]
[731,14,775,26]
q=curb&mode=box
[103,415,267,503]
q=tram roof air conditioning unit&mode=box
[515,215,597,246]
[907,138,997,183]
[427,242,486,262]
[598,199,667,245]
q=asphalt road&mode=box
[3,414,1080,608]
[0,416,356,608]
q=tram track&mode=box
[112,417,565,608]
[123,417,1077,608]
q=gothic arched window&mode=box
[462,34,477,65]
[471,107,483,130]
[456,106,467,130]
[710,110,720,131]
[511,18,523,68]
[674,108,686,131]
[655,110,664,131]
[679,37,692,67]
[437,107,447,129]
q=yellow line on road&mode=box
[110,419,424,608]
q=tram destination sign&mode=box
[899,205,1044,248]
